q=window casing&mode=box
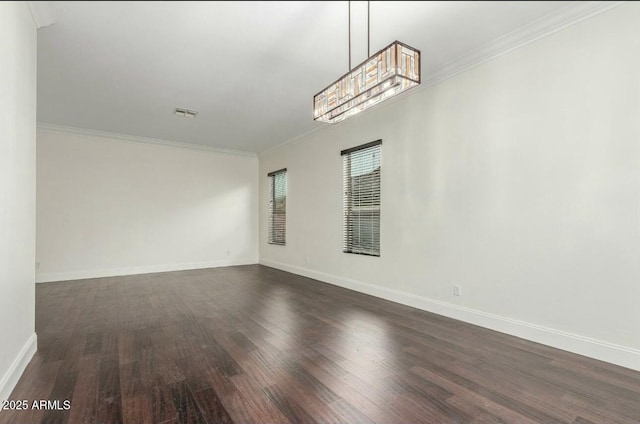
[342,140,381,256]
[268,168,287,245]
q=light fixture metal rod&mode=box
[367,1,370,57]
[348,1,351,70]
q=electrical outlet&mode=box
[305,256,310,265]
[453,285,461,296]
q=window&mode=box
[268,168,287,245]
[342,140,381,256]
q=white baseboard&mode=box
[0,333,37,403]
[36,258,258,283]
[260,259,640,372]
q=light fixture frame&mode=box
[313,40,421,124]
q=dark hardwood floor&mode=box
[2,265,639,424]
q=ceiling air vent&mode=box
[174,107,198,118]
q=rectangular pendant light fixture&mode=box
[313,40,421,123]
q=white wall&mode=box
[259,3,640,371]
[0,2,38,402]
[37,128,258,282]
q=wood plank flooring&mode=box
[2,265,639,424]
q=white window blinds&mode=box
[342,140,381,256]
[268,168,287,245]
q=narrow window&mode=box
[342,140,381,256]
[268,168,287,245]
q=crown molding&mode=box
[424,1,627,87]
[259,124,330,157]
[27,1,56,29]
[37,123,257,158]
[260,1,627,155]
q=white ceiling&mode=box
[37,1,610,153]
